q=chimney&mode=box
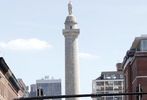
[116,63,123,72]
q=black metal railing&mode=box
[14,92,147,100]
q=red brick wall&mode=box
[124,52,147,100]
[132,56,147,100]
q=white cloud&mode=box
[79,52,99,60]
[0,38,52,51]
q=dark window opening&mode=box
[70,26,72,29]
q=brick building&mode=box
[122,35,147,100]
[0,57,23,100]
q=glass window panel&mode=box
[96,82,104,86]
[140,40,147,51]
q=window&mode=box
[114,96,123,100]
[105,81,113,86]
[106,87,113,91]
[111,74,116,79]
[114,81,122,85]
[106,96,113,100]
[96,82,104,86]
[120,75,124,79]
[140,39,147,51]
[70,26,72,29]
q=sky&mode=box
[0,0,147,99]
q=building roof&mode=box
[96,71,123,80]
[36,78,61,84]
[122,35,147,69]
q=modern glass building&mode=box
[29,76,61,100]
[29,84,37,97]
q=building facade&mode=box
[0,57,23,100]
[29,84,37,97]
[29,76,61,100]
[17,78,29,97]
[63,1,80,100]
[92,64,124,100]
[122,35,147,100]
